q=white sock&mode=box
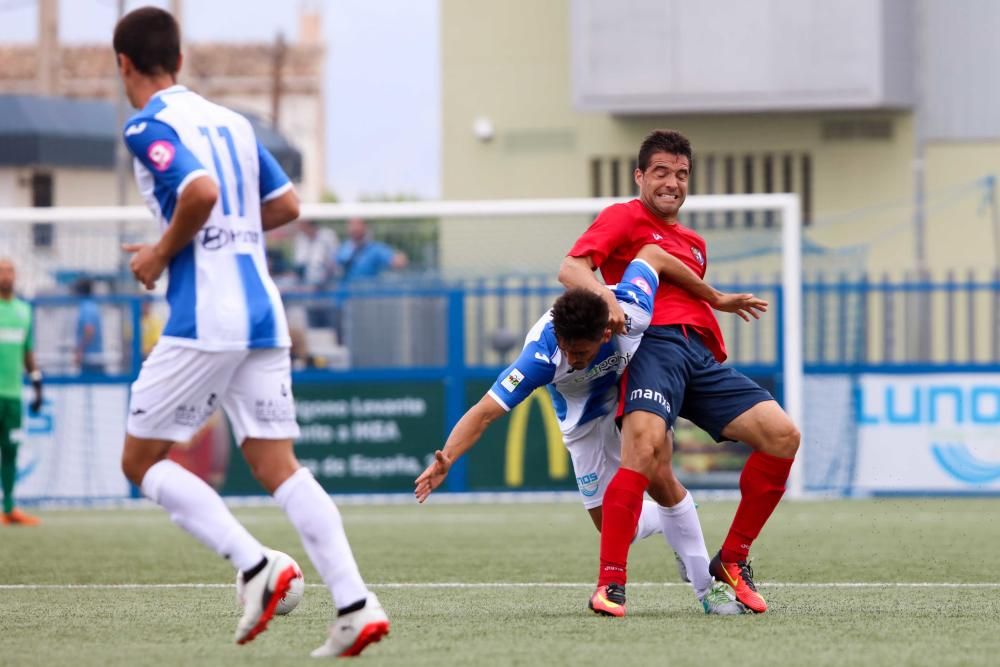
[274,468,368,608]
[657,492,714,598]
[631,500,664,544]
[141,459,265,571]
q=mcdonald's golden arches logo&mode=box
[504,388,569,487]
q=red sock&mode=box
[721,451,793,563]
[597,467,649,587]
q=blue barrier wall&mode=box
[19,275,1000,500]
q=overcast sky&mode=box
[0,0,440,201]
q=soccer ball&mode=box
[236,548,305,615]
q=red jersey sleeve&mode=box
[567,203,631,269]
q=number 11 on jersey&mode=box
[198,126,245,218]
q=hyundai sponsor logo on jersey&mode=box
[199,226,261,251]
[853,374,1000,493]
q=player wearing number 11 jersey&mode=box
[113,7,387,657]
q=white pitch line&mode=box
[1,582,998,590]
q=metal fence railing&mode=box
[27,272,1000,384]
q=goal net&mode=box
[0,194,806,502]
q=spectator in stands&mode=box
[267,247,299,291]
[292,219,339,290]
[336,218,408,283]
[74,278,104,375]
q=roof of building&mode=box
[0,94,302,180]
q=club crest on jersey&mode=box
[501,368,525,392]
[691,246,705,266]
[629,277,652,296]
[147,140,176,171]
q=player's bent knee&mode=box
[621,412,665,474]
[120,438,171,486]
[621,436,658,474]
[779,423,801,458]
[764,421,800,459]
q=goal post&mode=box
[311,194,808,497]
[681,194,804,498]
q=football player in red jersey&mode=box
[559,129,800,615]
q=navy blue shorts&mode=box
[619,325,773,442]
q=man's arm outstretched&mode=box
[414,395,507,502]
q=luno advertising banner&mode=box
[854,374,1000,493]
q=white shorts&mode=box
[127,344,301,444]
[563,415,622,510]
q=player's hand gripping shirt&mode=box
[488,259,657,436]
[568,199,727,362]
[123,85,292,351]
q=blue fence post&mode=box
[882,272,893,363]
[129,295,143,499]
[730,272,742,360]
[994,268,1000,362]
[836,272,848,363]
[774,284,785,406]
[130,296,143,380]
[816,271,826,364]
[966,269,976,363]
[475,277,486,366]
[946,270,956,363]
[856,272,869,365]
[444,288,468,492]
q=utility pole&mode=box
[911,1,931,359]
[114,0,129,206]
[270,32,287,130]
[912,1,928,275]
[37,0,58,95]
[169,0,183,33]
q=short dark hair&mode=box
[550,289,609,342]
[113,7,181,76]
[637,129,692,171]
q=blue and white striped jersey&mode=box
[488,259,658,435]
[123,85,291,351]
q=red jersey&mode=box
[568,199,728,362]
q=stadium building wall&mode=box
[440,0,1000,278]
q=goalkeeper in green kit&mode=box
[0,259,43,526]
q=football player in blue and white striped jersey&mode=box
[113,7,387,657]
[416,244,767,616]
